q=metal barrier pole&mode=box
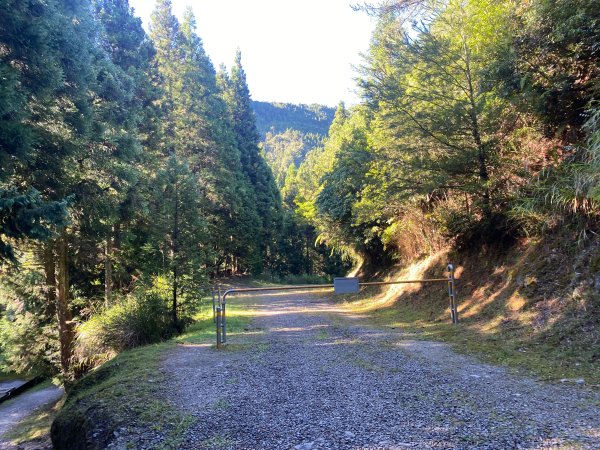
[447,264,458,324]
[216,306,223,349]
[222,297,227,344]
[212,288,216,323]
[217,284,226,343]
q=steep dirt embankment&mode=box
[343,230,600,384]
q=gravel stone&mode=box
[136,292,600,449]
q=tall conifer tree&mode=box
[221,51,283,271]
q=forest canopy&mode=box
[278,0,600,267]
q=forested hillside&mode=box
[253,101,335,187]
[249,100,347,281]
[252,101,335,138]
[284,0,600,266]
[279,0,600,366]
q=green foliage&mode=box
[0,0,302,381]
[142,154,210,325]
[314,108,383,261]
[0,258,60,376]
[74,291,175,369]
[2,0,599,386]
[358,0,519,217]
[512,106,600,232]
[508,0,600,133]
[294,0,600,263]
[219,51,284,273]
[0,188,69,263]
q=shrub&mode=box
[74,291,176,370]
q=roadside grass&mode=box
[175,297,257,345]
[52,295,258,449]
[338,284,600,387]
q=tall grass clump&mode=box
[74,291,176,371]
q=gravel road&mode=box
[0,384,63,449]
[162,291,600,450]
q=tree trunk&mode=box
[43,243,56,318]
[305,230,311,275]
[172,181,179,329]
[56,233,74,376]
[114,221,122,291]
[463,37,491,217]
[104,229,113,306]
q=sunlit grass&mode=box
[340,291,600,386]
[175,297,258,346]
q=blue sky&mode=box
[128,0,375,106]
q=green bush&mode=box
[74,292,176,369]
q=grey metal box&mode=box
[334,277,360,294]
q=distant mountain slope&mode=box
[253,101,337,188]
[252,101,336,138]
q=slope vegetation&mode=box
[342,231,600,385]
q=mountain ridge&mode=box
[252,100,336,139]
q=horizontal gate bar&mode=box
[215,266,458,347]
[360,278,448,286]
[222,284,334,296]
[220,278,449,298]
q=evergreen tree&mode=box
[144,155,209,329]
[221,51,283,272]
[150,2,264,275]
[1,0,111,376]
[0,0,71,262]
[92,0,161,303]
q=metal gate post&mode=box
[216,306,223,349]
[447,264,459,324]
[222,297,227,344]
[212,288,216,323]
